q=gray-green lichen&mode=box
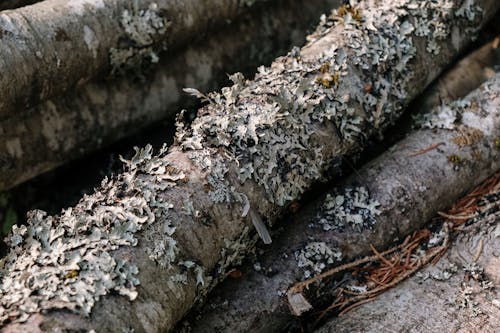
[315,186,381,232]
[0,144,183,324]
[110,2,170,74]
[415,73,500,135]
[180,0,482,208]
[295,242,342,279]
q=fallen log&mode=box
[181,72,500,333]
[0,0,497,332]
[317,179,500,333]
[0,0,340,191]
[0,0,275,120]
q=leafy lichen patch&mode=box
[0,144,183,324]
[415,73,500,135]
[180,0,482,208]
[315,186,381,232]
[295,242,342,279]
[110,2,170,75]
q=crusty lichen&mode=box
[110,2,169,75]
[315,186,381,232]
[295,242,342,279]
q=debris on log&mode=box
[317,173,500,333]
[181,72,500,333]
[0,0,497,332]
[0,0,340,191]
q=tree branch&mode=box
[0,0,340,190]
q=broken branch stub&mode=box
[0,0,498,332]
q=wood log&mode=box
[0,0,275,119]
[0,0,497,332]
[181,72,500,333]
[317,197,500,333]
[0,0,340,191]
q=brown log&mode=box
[0,0,497,332]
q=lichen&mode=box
[0,144,182,324]
[180,0,482,207]
[415,73,500,135]
[315,186,381,232]
[295,242,342,279]
[110,2,169,75]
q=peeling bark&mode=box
[0,0,340,191]
[317,212,500,333]
[0,0,275,120]
[0,1,497,332]
[181,73,500,333]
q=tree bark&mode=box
[0,0,275,120]
[418,35,500,111]
[0,0,497,332]
[317,209,500,333]
[181,73,500,333]
[0,0,340,191]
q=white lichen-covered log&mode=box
[0,0,340,191]
[0,0,497,332]
[181,73,500,333]
[0,0,274,119]
[317,206,500,332]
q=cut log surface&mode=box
[317,212,500,333]
[0,0,497,332]
[0,0,273,120]
[182,73,500,333]
[0,0,340,191]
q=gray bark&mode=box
[181,73,500,333]
[0,0,497,332]
[0,0,340,191]
[0,0,274,120]
[419,35,500,111]
[317,208,500,333]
